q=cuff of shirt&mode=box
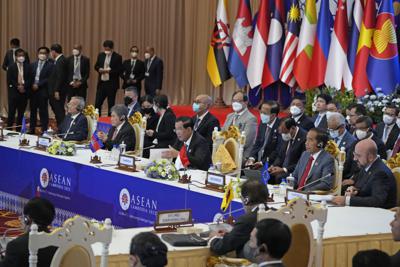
[283,168,288,173]
[345,196,351,206]
[208,236,222,246]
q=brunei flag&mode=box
[220,181,234,212]
[207,0,231,87]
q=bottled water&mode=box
[279,178,288,197]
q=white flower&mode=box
[67,147,73,153]
[369,107,375,112]
[374,100,380,105]
[370,95,377,100]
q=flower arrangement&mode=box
[220,125,241,140]
[47,140,76,156]
[386,153,400,170]
[128,111,143,125]
[325,140,340,158]
[144,159,180,180]
[83,105,98,119]
[358,92,400,123]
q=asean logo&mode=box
[119,188,131,211]
[39,168,49,188]
[370,14,398,60]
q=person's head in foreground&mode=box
[129,232,168,267]
[248,218,291,264]
[352,249,390,267]
[240,179,269,213]
[353,139,378,169]
[391,207,400,242]
[22,197,55,232]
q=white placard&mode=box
[38,137,51,147]
[149,148,171,161]
[158,211,190,225]
[287,190,309,201]
[207,173,225,186]
[119,156,134,166]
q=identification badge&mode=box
[145,72,150,77]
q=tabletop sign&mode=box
[286,189,310,203]
[36,136,51,151]
[154,209,193,232]
[116,154,137,172]
[205,171,226,192]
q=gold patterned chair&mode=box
[86,115,94,141]
[28,216,113,267]
[257,198,328,267]
[392,167,400,206]
[128,113,147,157]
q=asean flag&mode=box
[367,0,400,95]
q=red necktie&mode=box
[179,144,190,167]
[392,138,400,158]
[297,156,314,191]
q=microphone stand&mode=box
[296,173,333,192]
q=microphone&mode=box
[296,173,333,192]
[142,144,155,150]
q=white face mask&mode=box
[232,102,243,113]
[72,49,80,56]
[131,52,138,58]
[104,50,111,55]
[282,133,291,141]
[290,105,302,116]
[144,52,151,59]
[355,129,368,140]
[38,54,47,61]
[260,114,270,124]
[346,115,351,122]
[397,118,400,128]
[17,56,25,63]
[329,129,340,140]
[383,114,395,125]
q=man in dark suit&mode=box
[2,38,30,71]
[66,44,90,102]
[245,218,291,266]
[0,197,57,267]
[6,48,31,131]
[347,103,367,134]
[209,179,269,257]
[98,104,136,151]
[390,208,400,267]
[246,101,281,167]
[121,46,145,97]
[48,44,68,127]
[312,93,332,130]
[144,47,163,96]
[124,86,141,117]
[293,128,335,192]
[327,112,356,151]
[269,118,307,181]
[57,96,88,141]
[332,138,397,209]
[376,105,400,153]
[29,46,54,134]
[289,97,314,131]
[94,40,123,116]
[162,116,211,171]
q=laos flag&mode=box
[228,0,253,88]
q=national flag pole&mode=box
[214,84,227,108]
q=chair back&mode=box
[29,216,112,267]
[86,115,94,141]
[392,167,400,206]
[129,115,146,157]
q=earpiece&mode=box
[243,196,250,206]
[120,115,126,122]
[317,142,323,149]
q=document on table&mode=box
[309,194,334,202]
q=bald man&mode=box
[144,46,163,96]
[192,94,220,152]
[332,139,397,208]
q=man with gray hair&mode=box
[124,86,140,117]
[327,112,356,151]
[57,96,88,141]
[98,104,136,151]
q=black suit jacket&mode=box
[104,121,136,151]
[48,55,68,95]
[350,158,397,209]
[0,232,57,267]
[58,113,89,141]
[250,118,281,164]
[121,59,145,90]
[6,62,32,97]
[154,108,176,148]
[127,102,141,118]
[30,60,54,97]
[142,111,160,150]
[66,55,90,89]
[94,52,123,89]
[173,132,212,171]
[312,113,328,130]
[2,49,30,71]
[391,250,400,267]
[192,112,220,152]
[293,113,314,131]
[144,56,163,94]
[376,122,400,151]
[273,127,307,174]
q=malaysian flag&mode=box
[280,0,301,87]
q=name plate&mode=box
[286,189,309,203]
[36,136,51,150]
[205,172,226,192]
[116,154,136,172]
[154,209,193,232]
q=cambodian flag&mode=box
[367,0,400,95]
[89,130,104,153]
[228,0,253,88]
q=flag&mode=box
[207,0,231,87]
[89,130,104,153]
[308,0,333,88]
[280,0,301,87]
[228,0,253,88]
[348,0,364,79]
[293,0,317,90]
[367,0,400,95]
[353,0,375,96]
[325,0,352,90]
[247,0,271,89]
[395,1,400,55]
[261,162,271,185]
[21,116,26,134]
[263,0,286,87]
[220,181,234,212]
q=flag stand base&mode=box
[214,85,226,108]
[90,155,102,164]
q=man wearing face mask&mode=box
[289,97,314,131]
[29,47,54,134]
[66,44,90,102]
[327,112,356,151]
[376,105,400,153]
[246,101,281,168]
[6,48,31,132]
[223,90,257,159]
[312,94,332,130]
[192,94,220,152]
[121,46,145,97]
[144,46,163,96]
[124,86,141,117]
[94,40,123,116]
[269,118,307,181]
[2,38,30,71]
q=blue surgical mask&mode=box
[192,103,200,113]
[260,114,271,124]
